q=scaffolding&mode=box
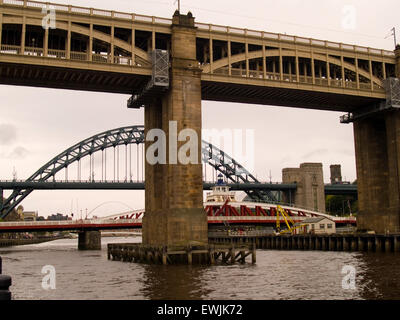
[127,49,169,108]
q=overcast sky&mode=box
[0,0,399,217]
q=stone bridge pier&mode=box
[353,47,400,233]
[78,230,101,250]
[142,12,208,247]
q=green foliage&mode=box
[326,194,358,216]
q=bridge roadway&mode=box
[0,0,395,112]
[0,180,358,196]
[0,215,356,233]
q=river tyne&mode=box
[1,236,400,300]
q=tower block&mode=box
[142,11,208,246]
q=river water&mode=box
[1,237,400,300]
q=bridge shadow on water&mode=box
[139,264,214,300]
[356,252,400,300]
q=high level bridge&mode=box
[0,0,395,108]
[0,0,399,249]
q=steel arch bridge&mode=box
[0,125,277,219]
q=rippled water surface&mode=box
[1,237,400,300]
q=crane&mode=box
[275,205,307,235]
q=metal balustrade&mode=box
[0,218,140,227]
[0,0,394,58]
[211,65,373,91]
[0,43,144,67]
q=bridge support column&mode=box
[142,11,208,248]
[353,112,400,233]
[78,230,101,250]
[353,49,400,234]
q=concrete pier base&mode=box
[78,230,101,250]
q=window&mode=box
[311,224,315,229]
[327,224,333,229]
[320,224,325,229]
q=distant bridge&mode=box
[0,200,356,233]
[0,180,357,194]
[0,124,358,219]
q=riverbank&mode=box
[0,236,67,247]
[101,232,141,238]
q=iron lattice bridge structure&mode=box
[0,125,357,219]
[0,125,279,219]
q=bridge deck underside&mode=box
[0,60,383,112]
[201,80,383,112]
[0,60,151,94]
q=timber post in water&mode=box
[0,256,12,300]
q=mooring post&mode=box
[394,236,399,253]
[343,237,349,251]
[162,246,167,265]
[187,246,193,265]
[351,237,357,251]
[375,237,381,252]
[251,243,256,264]
[230,246,235,264]
[385,237,391,253]
[321,237,325,251]
[0,257,12,300]
[209,245,215,265]
[316,237,320,250]
[367,238,373,252]
[358,237,363,251]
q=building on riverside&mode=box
[293,217,336,235]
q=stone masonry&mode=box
[142,12,208,247]
[282,163,325,213]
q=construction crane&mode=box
[275,205,306,235]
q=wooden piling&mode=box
[394,236,399,253]
[367,238,373,252]
[385,238,391,253]
[358,237,364,251]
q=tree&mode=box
[326,194,358,216]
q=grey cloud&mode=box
[0,124,17,145]
[8,146,29,159]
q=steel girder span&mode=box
[0,125,277,219]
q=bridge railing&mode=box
[0,43,142,67]
[0,218,140,227]
[1,0,172,25]
[208,230,275,237]
[210,66,382,92]
[1,0,394,59]
[195,22,395,58]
